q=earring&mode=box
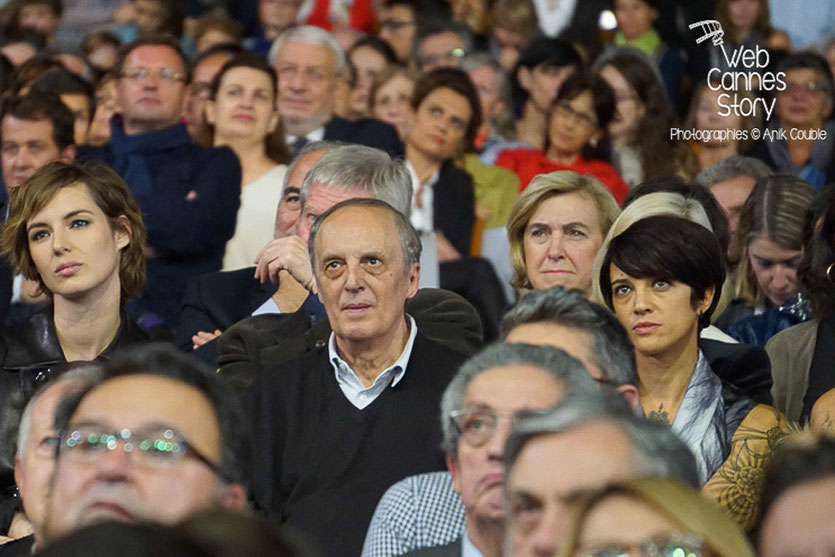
[827,262,835,284]
[589,138,598,147]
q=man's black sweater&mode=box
[248,332,465,556]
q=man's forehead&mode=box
[315,205,399,249]
[125,44,185,70]
[72,375,213,426]
[1,115,55,141]
[278,40,336,67]
[290,150,328,187]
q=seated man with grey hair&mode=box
[505,390,699,557]
[248,198,470,556]
[695,155,774,240]
[501,286,640,409]
[0,366,105,554]
[270,25,403,156]
[217,144,482,389]
[396,343,595,557]
[361,288,640,556]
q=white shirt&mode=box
[406,160,439,234]
[328,316,418,409]
[461,530,485,557]
[286,126,325,148]
[532,0,577,37]
[252,296,281,316]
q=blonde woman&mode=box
[557,478,755,557]
[506,171,620,298]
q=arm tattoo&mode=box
[702,404,792,531]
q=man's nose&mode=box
[343,264,365,291]
[92,446,133,481]
[529,507,560,557]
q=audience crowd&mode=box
[0,0,832,554]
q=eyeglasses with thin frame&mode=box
[379,18,416,31]
[783,80,830,96]
[553,101,598,130]
[121,67,186,83]
[449,406,550,447]
[578,532,705,557]
[421,48,467,68]
[59,425,231,482]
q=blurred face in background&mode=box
[598,65,644,145]
[372,72,415,141]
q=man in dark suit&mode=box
[249,198,468,557]
[216,144,483,385]
[269,25,403,157]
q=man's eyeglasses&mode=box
[784,80,830,96]
[579,533,704,557]
[449,407,549,447]
[59,426,230,482]
[379,18,415,31]
[421,48,467,68]
[121,67,186,83]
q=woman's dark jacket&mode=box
[0,308,146,532]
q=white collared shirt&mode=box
[286,125,325,147]
[252,296,281,316]
[328,316,418,410]
[461,530,485,557]
[406,160,439,234]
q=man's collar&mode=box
[327,315,418,389]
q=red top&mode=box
[495,148,629,205]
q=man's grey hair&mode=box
[308,198,422,272]
[500,287,638,387]
[461,52,510,104]
[695,155,775,188]
[281,140,348,194]
[440,343,597,455]
[505,390,700,488]
[268,25,347,77]
[300,145,413,217]
[16,365,106,457]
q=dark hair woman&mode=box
[596,215,788,530]
[0,161,148,530]
[496,71,629,204]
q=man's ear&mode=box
[617,384,641,412]
[406,263,420,299]
[518,66,532,93]
[13,454,23,496]
[204,100,216,126]
[219,483,248,512]
[60,144,76,162]
[446,453,462,496]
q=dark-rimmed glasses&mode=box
[59,426,231,482]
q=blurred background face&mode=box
[378,4,417,63]
[746,237,801,307]
[349,46,388,118]
[372,73,415,140]
[209,66,277,140]
[547,91,600,159]
[135,0,167,35]
[695,86,742,146]
[777,68,833,129]
[613,0,657,41]
[259,0,301,30]
[708,175,756,238]
[419,32,466,71]
[17,2,60,37]
[598,65,643,143]
[468,64,503,129]
[521,64,573,113]
[759,477,835,557]
[727,0,761,30]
